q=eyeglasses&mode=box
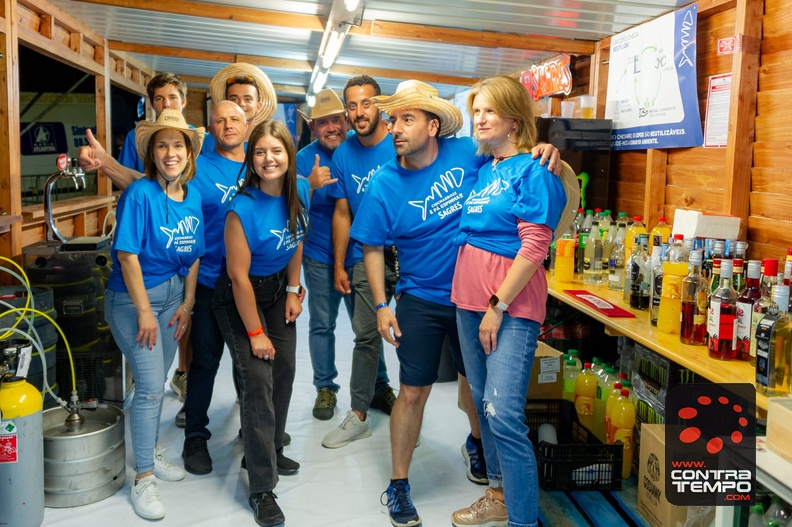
[227,75,255,86]
[346,99,372,112]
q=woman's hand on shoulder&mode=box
[531,143,561,176]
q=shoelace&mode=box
[316,390,335,406]
[381,485,414,513]
[340,412,359,429]
[469,494,491,513]
[136,478,161,504]
[251,491,279,509]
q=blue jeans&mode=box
[106,275,183,474]
[457,308,540,527]
[302,256,354,392]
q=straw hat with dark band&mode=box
[298,88,345,122]
[554,160,581,243]
[371,80,462,138]
[135,109,205,162]
[209,62,277,126]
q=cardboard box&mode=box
[767,397,792,464]
[527,342,563,400]
[671,209,741,240]
[637,424,688,527]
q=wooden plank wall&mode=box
[750,0,792,259]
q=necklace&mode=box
[493,152,522,165]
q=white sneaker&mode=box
[131,475,165,520]
[154,446,186,482]
[321,410,372,448]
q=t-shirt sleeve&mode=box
[511,161,566,232]
[113,187,147,255]
[349,191,389,247]
[117,129,143,172]
[200,132,215,156]
[296,150,312,179]
[326,154,346,200]
[297,177,311,214]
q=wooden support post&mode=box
[592,38,611,119]
[644,149,669,230]
[95,41,112,197]
[723,0,763,239]
[1,0,22,259]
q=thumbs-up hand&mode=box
[307,153,338,191]
[78,128,107,171]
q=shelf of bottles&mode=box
[546,209,792,413]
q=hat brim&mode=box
[135,122,205,164]
[371,91,462,138]
[210,63,277,126]
[553,161,581,243]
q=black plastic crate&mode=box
[525,399,623,491]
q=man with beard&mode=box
[321,76,397,448]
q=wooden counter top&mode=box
[546,272,769,412]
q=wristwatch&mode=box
[286,284,303,295]
[488,294,509,311]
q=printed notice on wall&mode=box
[604,4,703,150]
[703,73,732,148]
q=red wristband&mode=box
[247,327,264,337]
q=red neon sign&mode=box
[520,54,573,101]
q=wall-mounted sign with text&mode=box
[520,54,573,101]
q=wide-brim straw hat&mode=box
[298,88,345,122]
[371,80,462,138]
[554,160,581,243]
[209,62,277,126]
[135,109,205,162]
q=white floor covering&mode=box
[41,299,487,527]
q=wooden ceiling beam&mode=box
[109,41,480,87]
[179,74,307,95]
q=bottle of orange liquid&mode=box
[593,366,616,442]
[574,362,597,431]
[603,381,623,433]
[625,216,647,258]
[606,389,636,479]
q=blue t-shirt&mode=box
[191,151,246,288]
[108,177,205,292]
[225,178,311,277]
[296,140,354,267]
[118,126,216,173]
[327,135,396,264]
[456,153,566,259]
[349,137,483,306]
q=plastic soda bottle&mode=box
[606,389,636,479]
[568,349,583,370]
[650,216,672,245]
[593,366,616,442]
[562,359,579,402]
[625,216,647,257]
[657,261,690,334]
[574,362,598,431]
[746,504,764,527]
[604,381,624,431]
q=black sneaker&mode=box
[249,491,285,527]
[462,434,488,485]
[370,385,397,415]
[277,453,300,476]
[381,480,421,527]
[282,432,291,447]
[182,437,212,475]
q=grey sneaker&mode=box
[312,388,337,421]
[321,410,372,448]
[169,370,187,402]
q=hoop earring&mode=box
[507,131,517,144]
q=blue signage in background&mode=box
[274,103,298,144]
[21,122,68,156]
[605,4,703,150]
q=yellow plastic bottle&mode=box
[574,362,597,431]
[625,216,647,257]
[593,367,616,442]
[657,261,690,334]
[650,216,672,245]
[603,381,624,433]
[562,359,579,402]
[606,389,636,479]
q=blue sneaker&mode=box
[462,434,488,485]
[381,480,421,527]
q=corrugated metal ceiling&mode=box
[50,0,695,100]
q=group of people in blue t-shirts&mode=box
[81,64,580,527]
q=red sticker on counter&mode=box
[0,435,18,463]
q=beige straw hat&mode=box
[209,62,277,126]
[554,160,581,243]
[371,80,463,138]
[298,88,345,122]
[135,109,205,162]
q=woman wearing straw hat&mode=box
[210,62,278,140]
[449,76,579,527]
[105,108,205,520]
[211,120,309,527]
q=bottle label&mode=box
[708,299,736,342]
[735,301,754,352]
[563,378,576,394]
[749,309,767,360]
[662,274,683,299]
[755,315,777,388]
[652,272,663,308]
[575,394,594,416]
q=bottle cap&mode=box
[621,389,630,397]
[586,209,593,214]
[619,372,628,379]
[584,362,592,369]
[750,504,764,515]
[720,259,734,279]
[788,246,792,255]
[613,382,622,390]
[605,367,616,374]
[772,285,790,309]
[713,239,725,252]
[595,208,602,213]
[568,349,579,356]
[763,258,779,277]
[593,357,601,364]
[673,233,684,241]
[746,260,761,279]
[634,215,642,222]
[658,217,666,222]
[565,359,577,366]
[689,250,703,266]
[618,211,628,218]
[622,380,632,388]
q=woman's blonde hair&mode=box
[466,76,537,157]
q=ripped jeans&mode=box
[456,308,540,527]
[106,275,183,475]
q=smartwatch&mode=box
[488,294,509,311]
[286,285,303,295]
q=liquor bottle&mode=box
[667,233,690,263]
[649,237,664,325]
[708,259,738,360]
[703,239,715,281]
[709,240,725,294]
[625,215,647,257]
[735,260,761,361]
[608,238,626,291]
[756,285,791,396]
[629,234,651,310]
[750,258,779,367]
[650,216,672,245]
[680,250,708,345]
[732,241,748,292]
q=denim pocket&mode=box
[211,274,235,309]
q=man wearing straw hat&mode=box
[209,62,278,141]
[349,80,560,527]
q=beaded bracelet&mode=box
[247,327,265,337]
[180,303,193,315]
